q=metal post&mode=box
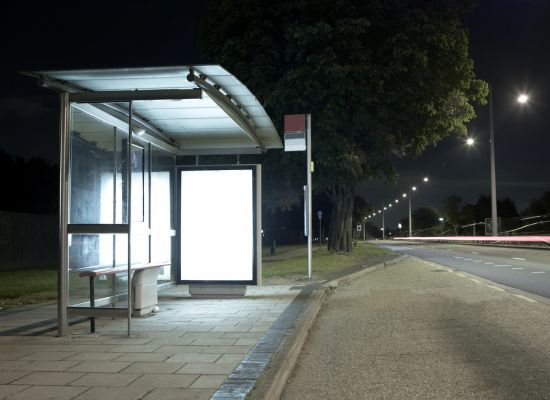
[408,192,412,237]
[362,219,365,241]
[319,218,322,248]
[306,114,313,279]
[127,102,133,337]
[58,93,70,337]
[489,84,498,236]
[382,202,385,240]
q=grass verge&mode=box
[0,267,57,310]
[263,242,390,279]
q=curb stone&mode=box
[248,254,406,400]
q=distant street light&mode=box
[517,93,529,104]
[466,137,475,146]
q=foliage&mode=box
[202,0,487,252]
[0,267,57,309]
[522,191,550,217]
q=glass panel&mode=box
[151,149,175,280]
[68,234,129,309]
[131,144,145,222]
[69,103,129,224]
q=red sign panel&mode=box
[284,114,306,133]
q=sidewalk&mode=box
[0,253,399,400]
[281,256,550,399]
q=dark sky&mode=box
[0,0,548,225]
[358,0,550,227]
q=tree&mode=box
[523,191,550,216]
[412,206,441,235]
[202,0,487,252]
[442,195,463,234]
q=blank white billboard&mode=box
[180,168,254,281]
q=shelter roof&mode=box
[25,65,282,155]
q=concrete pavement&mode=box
[281,256,550,399]
[0,285,304,400]
[5,251,548,400]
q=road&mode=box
[282,257,550,400]
[379,241,550,299]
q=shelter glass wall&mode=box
[66,102,175,313]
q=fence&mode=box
[0,211,58,271]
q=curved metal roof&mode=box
[26,65,282,155]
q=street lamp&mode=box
[486,86,529,236]
[407,179,428,237]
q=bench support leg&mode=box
[89,277,95,333]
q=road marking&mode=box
[532,271,546,274]
[469,278,480,284]
[464,258,472,261]
[512,267,524,270]
[455,256,464,259]
[494,264,512,267]
[513,294,537,303]
[471,252,479,255]
[484,262,494,265]
[488,285,504,292]
[473,260,482,263]
[513,257,526,261]
[455,273,467,278]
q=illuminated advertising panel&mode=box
[179,166,257,283]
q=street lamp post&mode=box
[488,84,498,236]
[382,203,386,240]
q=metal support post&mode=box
[306,114,313,279]
[489,84,498,236]
[408,192,412,237]
[58,93,70,337]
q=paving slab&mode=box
[0,284,308,399]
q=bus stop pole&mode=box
[306,114,312,279]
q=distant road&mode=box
[379,241,550,299]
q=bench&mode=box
[76,261,170,332]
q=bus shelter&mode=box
[25,66,282,336]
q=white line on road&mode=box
[455,256,464,259]
[513,257,527,261]
[484,262,494,265]
[532,271,546,274]
[471,252,479,255]
[469,278,481,284]
[455,273,467,278]
[494,264,512,267]
[488,285,505,292]
[512,267,524,270]
[473,260,482,263]
[464,258,473,261]
[513,294,537,303]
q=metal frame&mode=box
[187,72,266,152]
[176,164,260,285]
[68,88,202,103]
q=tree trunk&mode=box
[327,184,354,253]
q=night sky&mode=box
[0,1,548,226]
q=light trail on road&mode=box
[379,241,550,299]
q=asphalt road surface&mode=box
[282,257,550,400]
[379,241,550,299]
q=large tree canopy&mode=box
[202,0,487,252]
